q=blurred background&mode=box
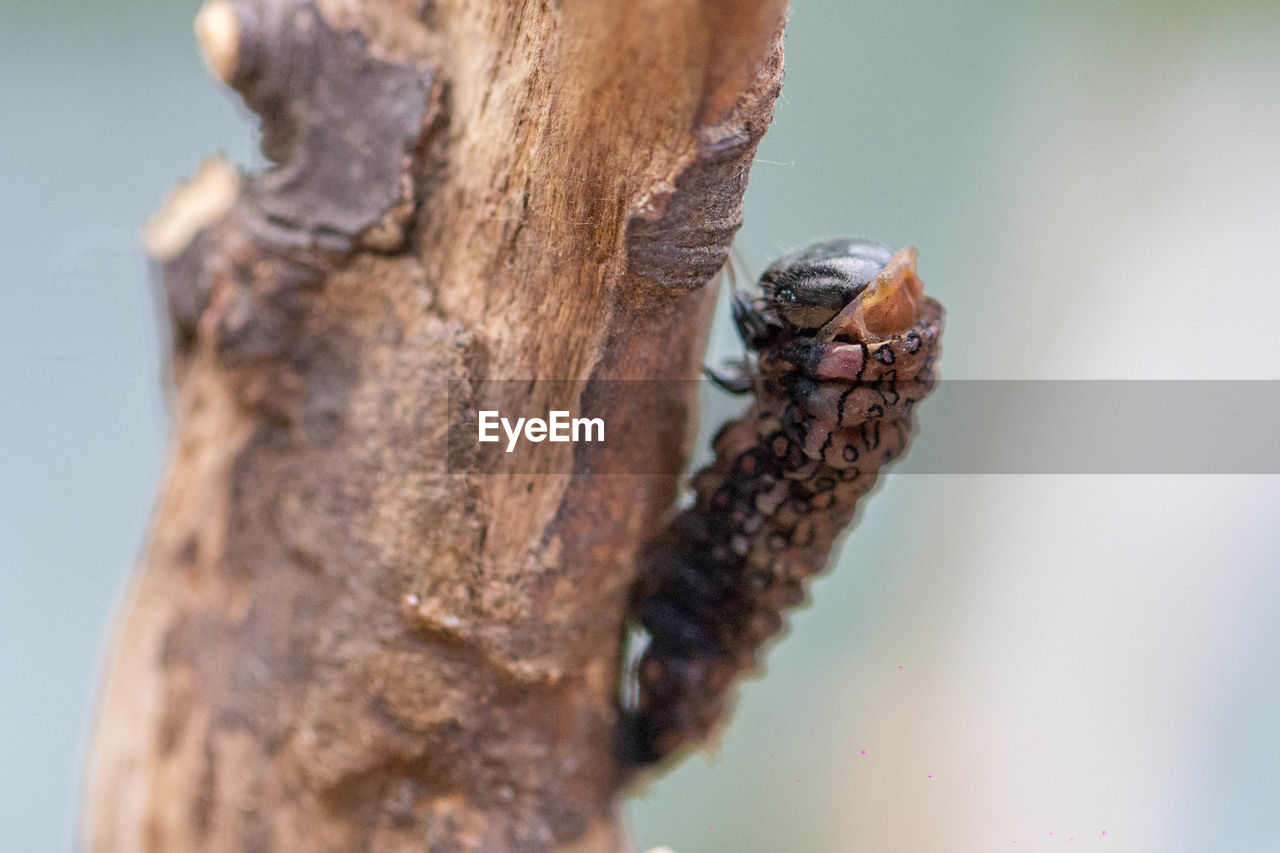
[2,0,1278,850]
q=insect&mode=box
[617,239,944,768]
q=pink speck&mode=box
[898,665,903,669]
[860,749,866,755]
[1102,830,1107,836]
[928,775,933,779]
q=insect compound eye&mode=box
[764,269,869,330]
[758,239,895,331]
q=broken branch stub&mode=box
[163,0,435,363]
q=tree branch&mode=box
[85,0,787,850]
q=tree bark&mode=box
[84,0,786,850]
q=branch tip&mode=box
[195,0,242,84]
[143,157,240,261]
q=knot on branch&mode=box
[151,0,436,364]
[624,38,784,291]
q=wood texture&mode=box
[84,0,787,850]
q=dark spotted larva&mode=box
[618,239,945,768]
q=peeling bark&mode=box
[86,0,788,851]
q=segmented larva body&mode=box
[619,239,944,767]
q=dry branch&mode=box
[85,0,787,850]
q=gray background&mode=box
[3,1,1280,850]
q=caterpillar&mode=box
[618,239,945,768]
